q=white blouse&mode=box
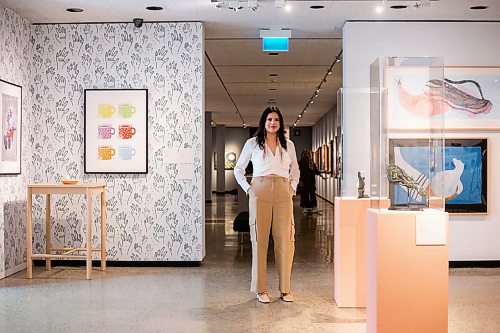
[234,137,300,194]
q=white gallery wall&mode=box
[0,7,32,278]
[343,21,500,260]
[0,3,206,277]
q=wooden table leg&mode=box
[86,189,92,280]
[45,194,51,271]
[101,189,106,272]
[26,188,33,279]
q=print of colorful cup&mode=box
[119,104,136,118]
[98,104,115,118]
[119,146,136,160]
[118,124,136,139]
[98,145,115,160]
[97,124,115,139]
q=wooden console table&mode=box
[26,183,107,280]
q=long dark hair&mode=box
[255,106,287,151]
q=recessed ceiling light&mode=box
[66,8,83,13]
[146,6,164,11]
[310,5,324,9]
[269,73,278,77]
[269,52,280,56]
[470,5,488,10]
[390,5,408,9]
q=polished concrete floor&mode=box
[0,195,499,332]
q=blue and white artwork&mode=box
[390,139,487,213]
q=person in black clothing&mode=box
[298,149,324,211]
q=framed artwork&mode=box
[322,143,329,172]
[317,146,324,171]
[84,89,148,174]
[225,152,237,170]
[386,67,500,130]
[335,132,342,179]
[0,79,22,175]
[313,148,320,170]
[389,138,487,214]
[330,139,335,176]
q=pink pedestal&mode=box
[334,197,389,308]
[367,209,449,333]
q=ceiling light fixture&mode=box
[275,0,285,8]
[414,0,430,9]
[390,5,408,9]
[248,0,258,11]
[228,0,243,11]
[66,8,83,13]
[470,5,488,10]
[146,6,163,11]
[293,51,342,125]
[213,0,259,11]
[375,0,386,13]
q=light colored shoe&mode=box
[256,292,270,304]
[280,292,293,302]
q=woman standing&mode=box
[298,149,324,212]
[234,106,300,303]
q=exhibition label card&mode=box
[415,213,446,246]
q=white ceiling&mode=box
[1,0,499,126]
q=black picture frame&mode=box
[389,138,487,214]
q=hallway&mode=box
[0,195,499,332]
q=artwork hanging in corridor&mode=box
[84,89,148,173]
[0,79,22,175]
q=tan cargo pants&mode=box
[248,176,295,294]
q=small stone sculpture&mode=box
[357,171,369,199]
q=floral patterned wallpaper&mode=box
[30,22,205,262]
[0,7,32,278]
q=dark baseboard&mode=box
[449,260,500,268]
[34,260,202,268]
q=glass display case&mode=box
[337,87,383,198]
[369,57,446,211]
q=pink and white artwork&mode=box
[386,67,500,130]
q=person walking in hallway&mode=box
[234,106,300,303]
[298,149,325,213]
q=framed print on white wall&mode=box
[385,67,500,130]
[0,79,22,175]
[84,89,148,174]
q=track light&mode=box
[248,0,258,10]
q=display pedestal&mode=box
[366,209,448,333]
[334,197,389,308]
